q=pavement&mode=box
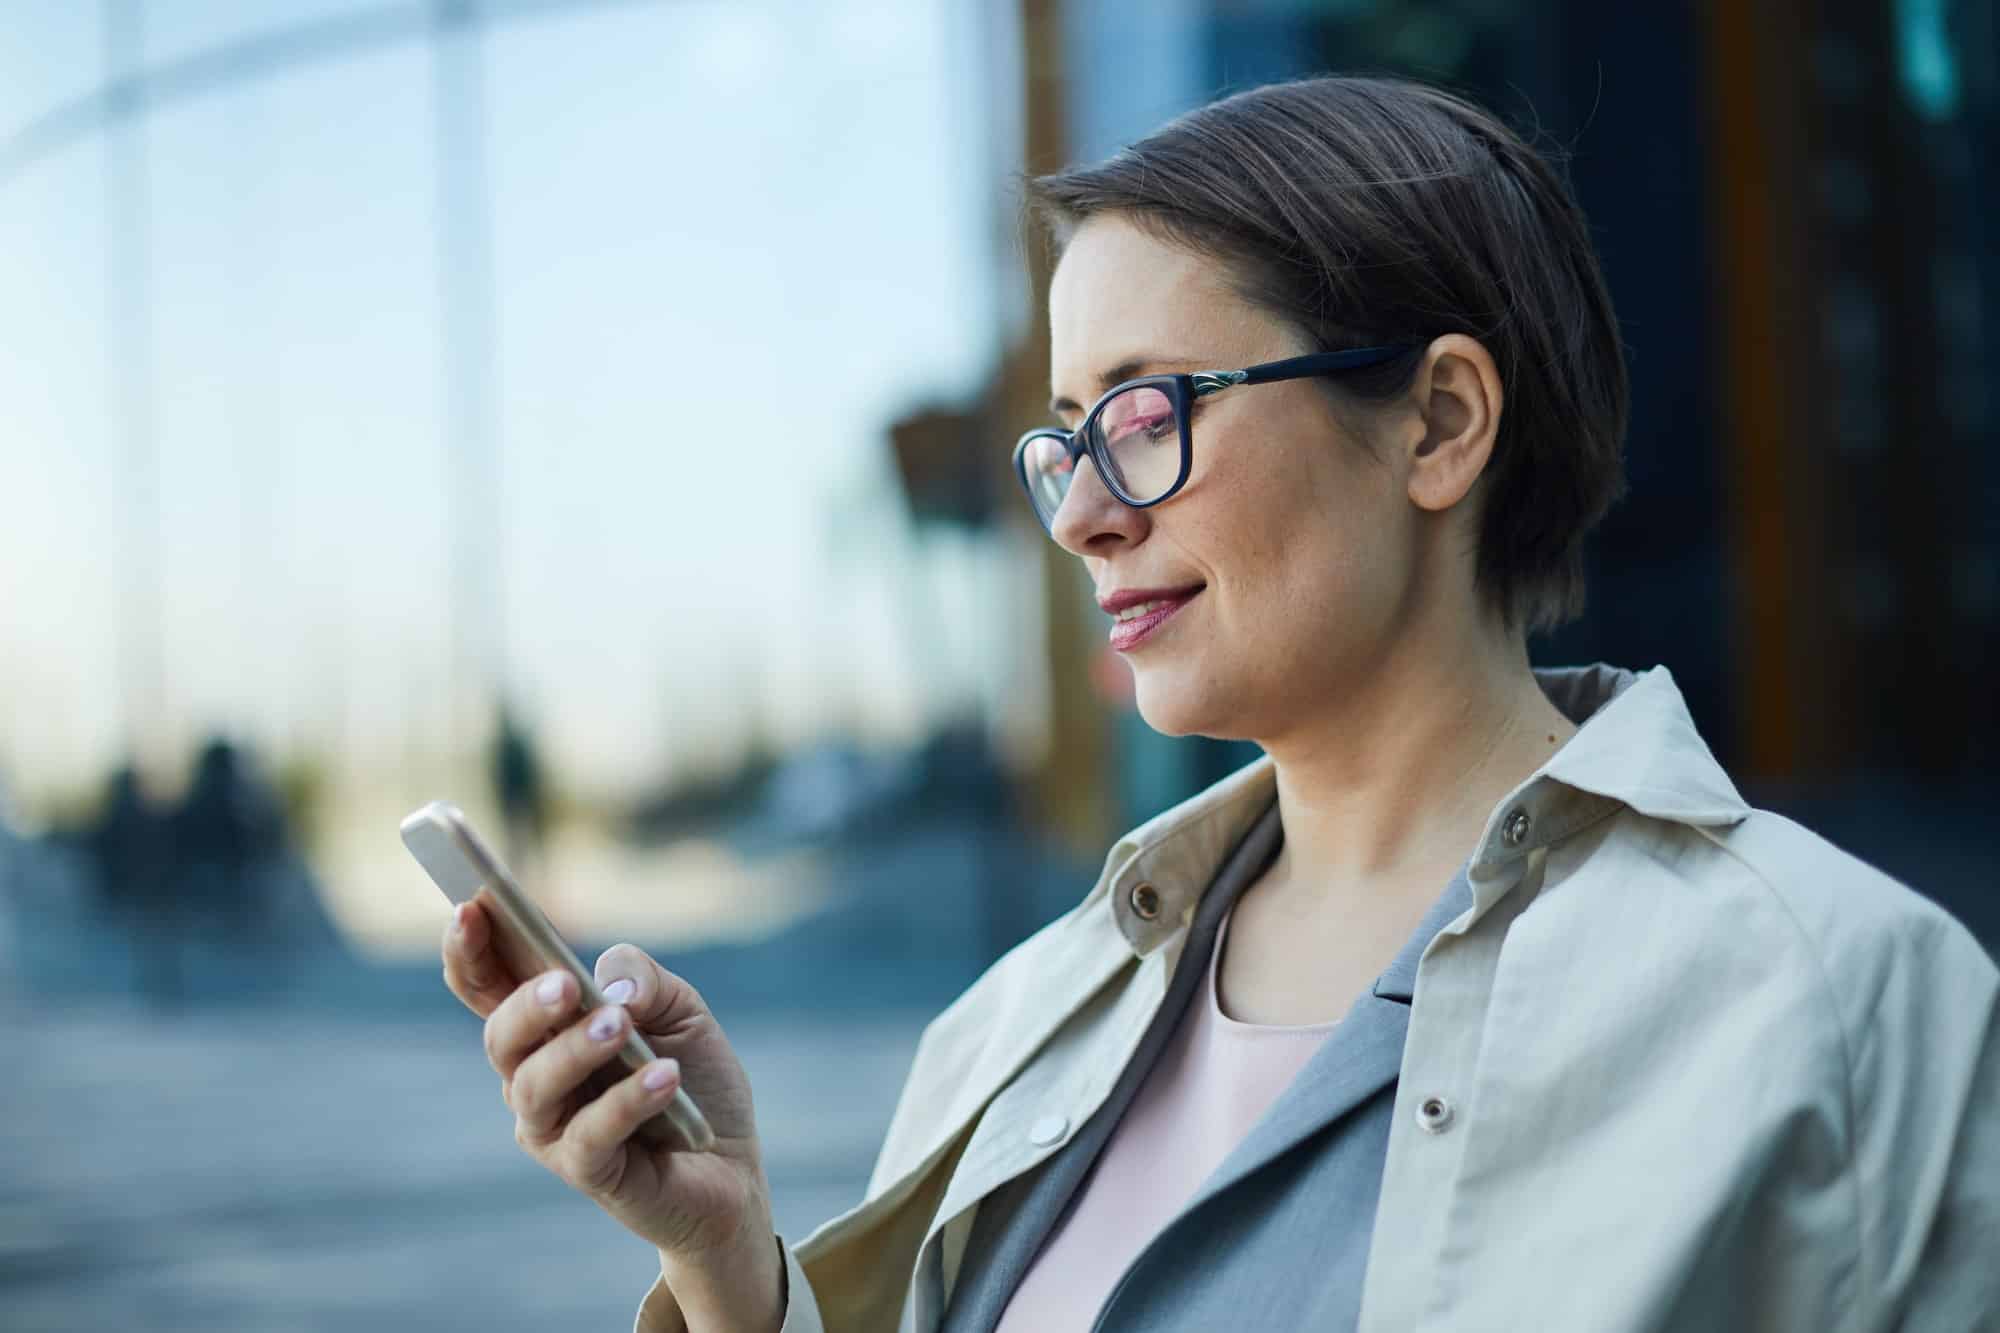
[0,1002,929,1332]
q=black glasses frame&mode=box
[1012,345,1419,529]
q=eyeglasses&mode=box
[1012,346,1417,532]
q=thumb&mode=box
[593,941,708,1032]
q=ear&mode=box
[1404,334,1503,514]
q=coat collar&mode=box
[1101,663,1749,957]
[1372,866,1476,1003]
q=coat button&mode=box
[1128,882,1162,920]
[1501,807,1532,848]
[1030,1114,1068,1147]
[1416,1095,1454,1134]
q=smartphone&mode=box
[400,800,715,1153]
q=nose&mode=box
[1049,454,1147,557]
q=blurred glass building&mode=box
[2,0,1993,981]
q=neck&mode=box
[1257,611,1575,899]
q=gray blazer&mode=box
[943,803,1473,1331]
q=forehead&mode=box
[1047,216,1249,376]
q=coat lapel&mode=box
[935,803,1285,1332]
[1178,995,1409,1212]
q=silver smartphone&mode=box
[400,800,715,1153]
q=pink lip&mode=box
[1096,584,1202,615]
[1105,587,1202,653]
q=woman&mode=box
[442,77,1998,1331]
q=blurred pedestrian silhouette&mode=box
[492,706,548,880]
[78,740,333,1005]
[87,764,178,1001]
[171,739,285,949]
[88,766,154,913]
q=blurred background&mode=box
[1,0,1994,1328]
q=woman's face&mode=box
[1044,215,1427,742]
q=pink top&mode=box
[992,905,1338,1331]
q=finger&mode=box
[558,1058,684,1193]
[594,942,708,1034]
[482,968,582,1084]
[510,1001,633,1144]
[442,901,514,1017]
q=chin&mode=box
[1130,663,1235,740]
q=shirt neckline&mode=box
[1207,901,1344,1036]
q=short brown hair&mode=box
[1027,76,1628,632]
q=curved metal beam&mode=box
[0,0,660,184]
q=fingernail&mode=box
[602,977,636,1006]
[536,973,567,1007]
[587,1007,623,1042]
[452,904,469,934]
[642,1059,679,1092]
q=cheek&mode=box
[1204,448,1409,683]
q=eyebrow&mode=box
[1049,354,1203,416]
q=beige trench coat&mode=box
[639,665,2000,1332]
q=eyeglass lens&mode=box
[1023,383,1180,525]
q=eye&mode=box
[1097,385,1177,447]
[1104,411,1172,446]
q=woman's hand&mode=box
[441,901,784,1326]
